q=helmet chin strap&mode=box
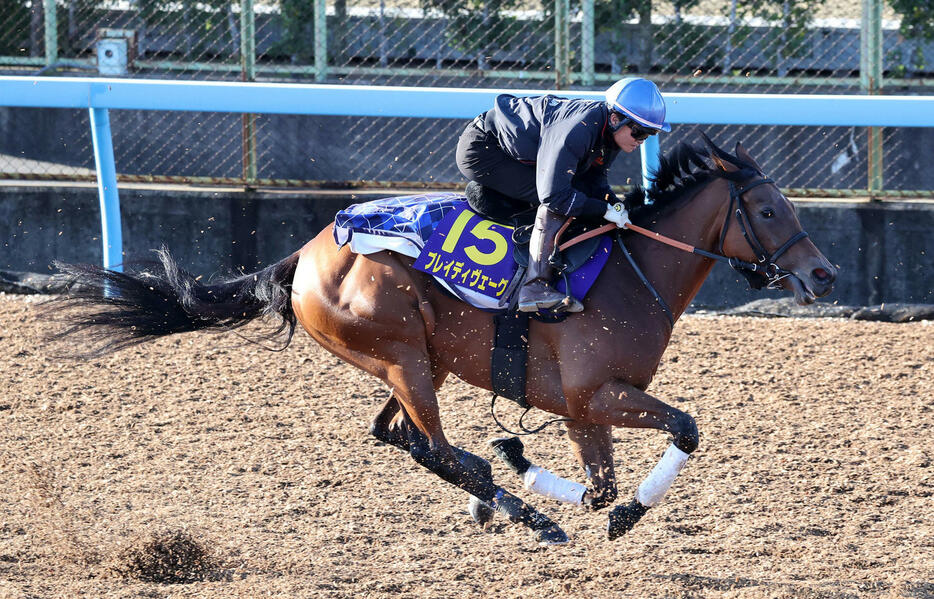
[607,109,628,132]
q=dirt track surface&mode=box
[0,294,931,598]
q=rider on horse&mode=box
[456,77,671,313]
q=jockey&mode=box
[456,77,671,313]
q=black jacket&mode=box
[483,94,620,217]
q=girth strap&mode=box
[491,311,532,409]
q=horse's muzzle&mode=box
[787,259,837,305]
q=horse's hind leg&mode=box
[370,396,495,526]
[370,393,492,480]
[293,248,565,543]
[380,356,568,544]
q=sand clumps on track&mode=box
[0,293,931,598]
[109,528,216,584]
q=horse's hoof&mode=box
[468,495,495,527]
[535,524,570,546]
[607,499,649,540]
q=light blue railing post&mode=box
[640,135,660,192]
[88,107,123,272]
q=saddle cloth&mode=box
[334,192,611,312]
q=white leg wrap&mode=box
[634,444,690,508]
[522,465,586,505]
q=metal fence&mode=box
[0,0,932,196]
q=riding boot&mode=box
[517,205,583,313]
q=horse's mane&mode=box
[624,132,760,224]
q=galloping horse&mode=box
[51,135,836,544]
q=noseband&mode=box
[713,177,810,290]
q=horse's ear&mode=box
[698,130,735,171]
[735,142,763,172]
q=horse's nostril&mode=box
[813,267,832,282]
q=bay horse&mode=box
[49,135,836,545]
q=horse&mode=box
[48,134,836,545]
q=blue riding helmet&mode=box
[605,78,671,133]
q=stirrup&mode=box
[517,284,583,314]
[558,295,584,313]
[517,296,564,312]
[516,282,566,312]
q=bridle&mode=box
[712,177,810,290]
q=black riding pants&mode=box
[455,118,539,206]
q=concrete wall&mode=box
[1,184,931,307]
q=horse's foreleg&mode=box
[570,380,698,539]
[489,436,589,507]
[566,422,618,510]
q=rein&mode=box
[556,176,811,316]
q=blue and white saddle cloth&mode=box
[333,192,464,259]
[334,192,611,312]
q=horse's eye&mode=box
[761,208,775,218]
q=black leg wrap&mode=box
[489,437,532,475]
[468,496,496,526]
[607,498,649,540]
[672,413,699,455]
[454,447,493,481]
[493,489,568,545]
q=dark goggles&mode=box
[628,122,659,141]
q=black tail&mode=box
[47,247,300,357]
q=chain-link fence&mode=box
[1,0,932,196]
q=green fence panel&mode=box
[0,0,931,196]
